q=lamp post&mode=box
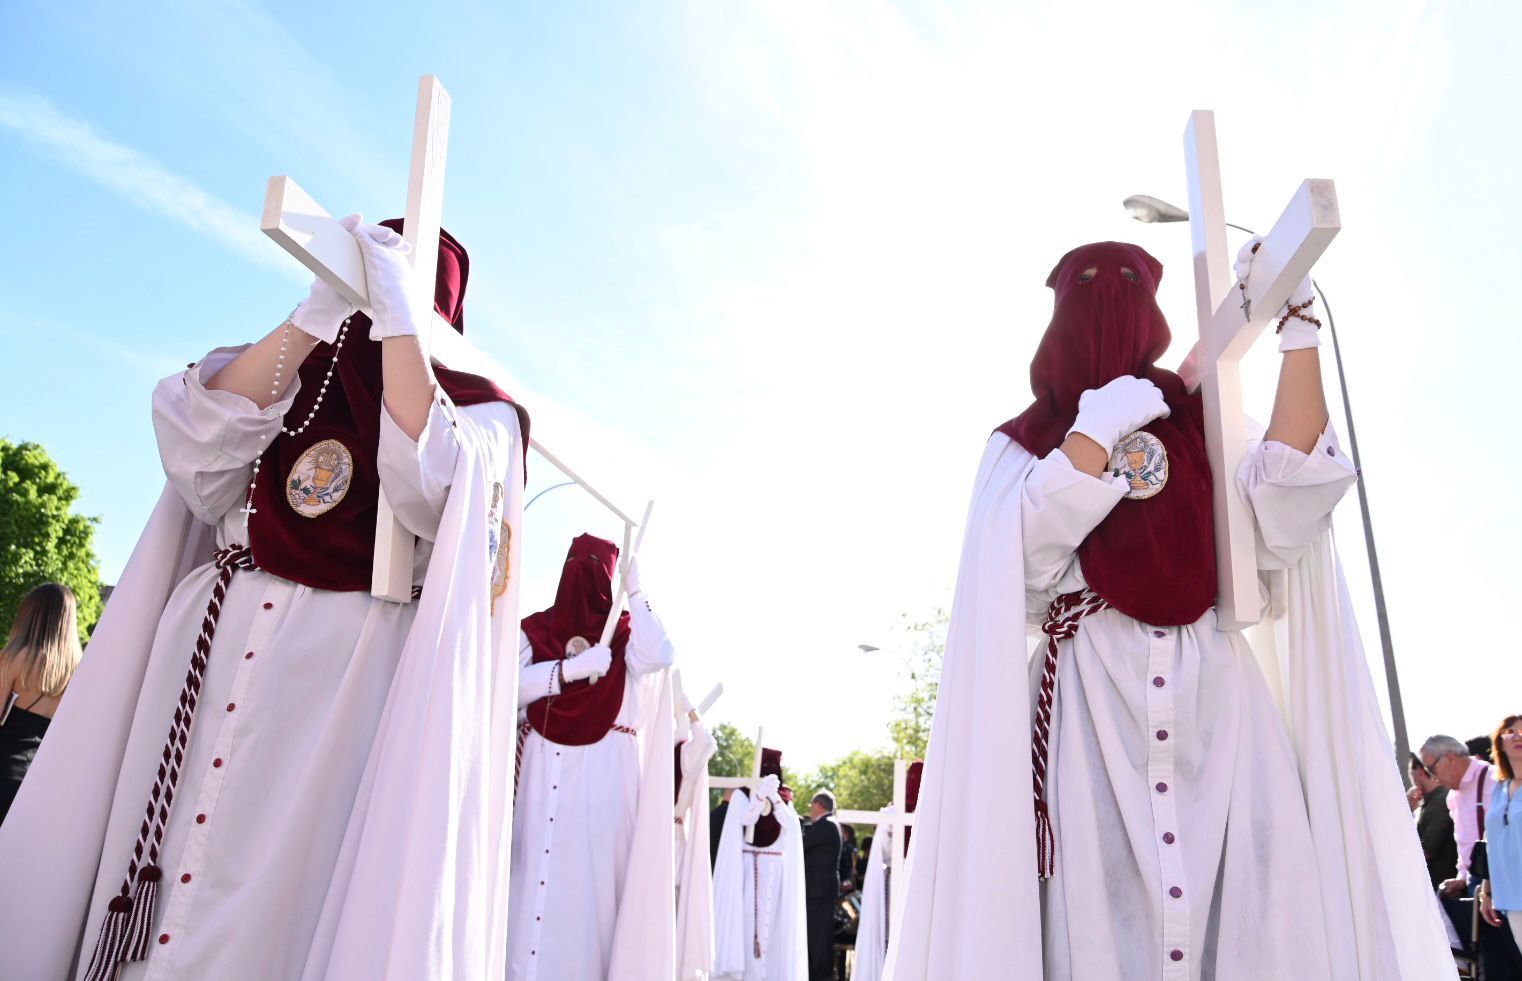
[526,480,576,510]
[1123,194,1411,776]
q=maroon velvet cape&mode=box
[521,534,634,746]
[997,242,1216,628]
[247,220,530,592]
[750,747,789,849]
[903,759,923,852]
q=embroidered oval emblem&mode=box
[285,438,355,518]
[564,635,591,658]
[1110,430,1169,500]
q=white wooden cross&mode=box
[709,727,769,845]
[836,759,918,943]
[259,74,648,603]
[1175,109,1340,629]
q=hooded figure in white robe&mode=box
[852,760,921,981]
[713,749,808,981]
[0,220,530,981]
[508,534,677,981]
[885,242,1452,980]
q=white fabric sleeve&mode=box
[375,393,462,542]
[152,345,302,526]
[1238,426,1358,570]
[376,396,516,542]
[517,637,561,709]
[626,594,677,678]
[1020,448,1128,605]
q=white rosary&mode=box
[238,315,353,533]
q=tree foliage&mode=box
[887,608,948,762]
[0,440,102,646]
[794,749,896,825]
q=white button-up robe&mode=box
[886,424,1453,981]
[0,346,522,981]
[1025,430,1354,979]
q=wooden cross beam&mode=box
[1175,109,1340,629]
[836,759,918,942]
[709,727,768,844]
[260,74,645,601]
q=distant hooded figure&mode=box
[713,747,808,980]
[509,533,677,981]
[886,242,1452,979]
[0,218,531,981]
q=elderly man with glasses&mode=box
[1420,734,1522,978]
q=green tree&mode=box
[0,440,103,646]
[886,608,949,761]
[802,749,896,828]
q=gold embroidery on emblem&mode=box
[488,482,510,614]
[491,522,511,615]
[1109,431,1169,501]
[286,438,355,518]
[565,636,591,658]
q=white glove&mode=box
[1232,234,1265,285]
[1275,275,1320,352]
[560,643,613,683]
[742,775,782,826]
[624,557,643,597]
[1234,235,1320,353]
[288,213,362,343]
[350,221,423,341]
[1067,376,1171,454]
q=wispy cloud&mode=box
[0,88,299,279]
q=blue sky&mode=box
[2,0,1518,770]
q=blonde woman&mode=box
[0,582,83,822]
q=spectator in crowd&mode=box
[802,789,843,980]
[839,822,858,892]
[1409,752,1458,890]
[1422,732,1522,978]
[0,583,83,823]
[1481,714,1522,963]
[859,832,874,875]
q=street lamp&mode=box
[1124,193,1410,775]
[526,480,576,510]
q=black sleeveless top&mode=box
[0,694,50,824]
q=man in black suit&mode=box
[802,790,843,980]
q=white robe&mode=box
[712,787,808,981]
[850,813,895,981]
[0,346,526,981]
[886,427,1453,980]
[675,718,719,981]
[507,604,676,981]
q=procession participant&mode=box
[852,761,921,981]
[713,748,808,981]
[887,241,1451,979]
[508,536,677,981]
[0,217,529,981]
